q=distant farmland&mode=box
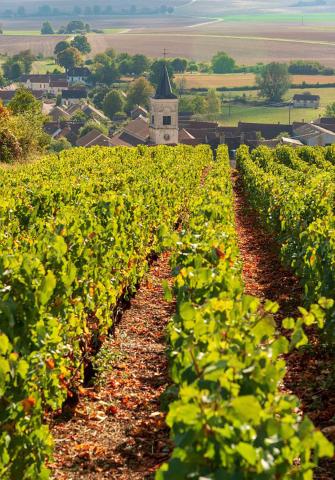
[175,73,335,89]
[88,29,335,67]
[0,35,67,56]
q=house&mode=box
[19,74,67,93]
[62,89,88,106]
[81,104,109,123]
[76,129,113,147]
[49,80,69,96]
[293,123,335,146]
[110,116,150,146]
[131,105,148,120]
[67,67,91,85]
[48,106,71,122]
[313,117,335,133]
[44,120,85,145]
[293,93,320,109]
[0,89,45,105]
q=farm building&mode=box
[293,93,320,109]
[61,89,88,106]
[19,74,68,93]
[293,123,335,146]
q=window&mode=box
[163,116,171,126]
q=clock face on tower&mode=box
[164,134,171,141]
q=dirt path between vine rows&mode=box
[50,252,174,479]
[232,170,335,480]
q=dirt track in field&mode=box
[50,253,174,479]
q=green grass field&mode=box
[218,104,321,126]
[198,86,335,126]
[101,29,125,34]
[220,13,335,24]
[31,59,64,74]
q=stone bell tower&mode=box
[149,64,179,145]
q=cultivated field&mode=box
[176,73,335,89]
[0,35,68,56]
[88,22,335,66]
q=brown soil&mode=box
[50,252,174,479]
[232,170,335,480]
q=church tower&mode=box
[149,64,179,145]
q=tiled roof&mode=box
[293,93,320,101]
[124,116,150,141]
[19,74,66,83]
[76,129,112,147]
[294,123,335,138]
[50,80,68,88]
[238,122,293,139]
[0,89,44,101]
[178,128,195,142]
[62,89,88,99]
[68,67,91,77]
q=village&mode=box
[0,46,334,153]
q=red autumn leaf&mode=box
[21,396,36,412]
[106,405,118,416]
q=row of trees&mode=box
[1,4,174,18]
[42,20,92,35]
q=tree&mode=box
[8,88,41,115]
[54,40,70,56]
[71,35,91,55]
[79,120,108,137]
[207,89,221,115]
[3,60,24,81]
[171,58,188,73]
[119,60,131,76]
[41,22,54,35]
[94,62,120,86]
[256,62,291,102]
[149,59,174,86]
[192,95,207,114]
[57,47,82,71]
[105,48,116,59]
[49,137,72,153]
[65,20,86,33]
[211,51,236,73]
[126,77,154,111]
[103,90,124,119]
[0,129,22,163]
[188,62,198,72]
[326,102,335,117]
[130,54,151,76]
[91,85,109,109]
[12,50,35,73]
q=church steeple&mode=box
[149,62,179,145]
[154,65,177,100]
